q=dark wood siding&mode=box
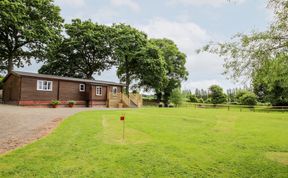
[58,81,88,101]
[20,76,58,101]
[3,75,21,103]
[91,85,107,101]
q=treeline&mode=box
[0,0,188,98]
[184,85,257,106]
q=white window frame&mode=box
[37,80,53,91]
[79,84,85,92]
[96,86,102,96]
[112,87,118,95]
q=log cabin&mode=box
[2,71,142,108]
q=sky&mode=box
[21,0,272,92]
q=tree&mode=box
[111,24,148,95]
[0,0,63,74]
[150,39,188,105]
[134,41,167,93]
[188,94,198,103]
[209,85,227,104]
[0,75,3,90]
[239,92,257,106]
[253,54,288,106]
[39,19,115,79]
[169,88,184,107]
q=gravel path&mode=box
[0,104,105,154]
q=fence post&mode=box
[228,105,230,111]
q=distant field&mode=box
[1,108,288,177]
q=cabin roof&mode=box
[4,71,125,86]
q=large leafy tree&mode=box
[135,41,167,92]
[253,54,288,106]
[39,19,115,79]
[209,85,227,104]
[111,24,148,95]
[0,0,63,74]
[150,38,188,104]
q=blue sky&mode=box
[22,0,272,91]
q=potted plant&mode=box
[68,100,76,108]
[51,100,61,108]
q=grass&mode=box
[0,108,288,177]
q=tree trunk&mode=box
[7,56,13,74]
[125,55,130,96]
[156,92,162,103]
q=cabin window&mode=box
[37,80,53,91]
[96,86,102,96]
[79,84,85,92]
[112,87,118,95]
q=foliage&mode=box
[239,93,257,106]
[51,100,61,105]
[169,88,184,107]
[0,0,63,73]
[0,76,3,90]
[209,85,227,104]
[158,102,164,107]
[68,100,76,105]
[111,24,148,94]
[205,98,212,103]
[253,54,288,106]
[198,98,204,103]
[151,39,188,104]
[134,41,167,93]
[39,19,115,79]
[188,94,198,103]
[1,109,288,177]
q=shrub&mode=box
[0,76,3,90]
[168,103,175,108]
[51,100,61,105]
[188,94,198,103]
[240,93,257,106]
[198,98,204,103]
[169,88,184,107]
[158,102,164,108]
[68,100,76,105]
[205,98,212,103]
[209,85,227,104]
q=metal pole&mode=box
[122,120,125,142]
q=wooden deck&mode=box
[107,92,142,108]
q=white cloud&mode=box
[55,0,86,7]
[139,18,208,54]
[138,18,239,90]
[110,0,140,12]
[168,0,246,7]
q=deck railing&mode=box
[107,92,142,108]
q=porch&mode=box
[107,92,142,108]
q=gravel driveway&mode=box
[0,104,97,154]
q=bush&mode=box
[198,98,204,103]
[205,98,212,103]
[158,102,164,108]
[239,93,257,106]
[188,94,198,103]
[209,85,227,104]
[168,103,175,108]
[169,88,184,107]
[0,76,3,90]
[51,100,61,105]
[68,100,76,105]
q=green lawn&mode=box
[1,108,288,177]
